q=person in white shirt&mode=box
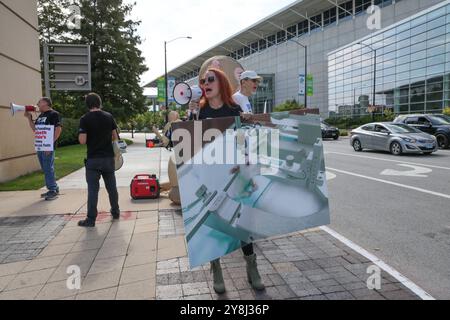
[232,70,262,114]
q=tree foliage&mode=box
[37,0,148,123]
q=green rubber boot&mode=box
[244,254,265,291]
[210,259,226,294]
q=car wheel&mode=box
[333,135,339,140]
[390,141,403,156]
[436,134,449,149]
[353,139,362,152]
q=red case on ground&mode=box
[130,174,160,200]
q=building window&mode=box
[297,20,308,36]
[323,7,337,26]
[236,48,243,59]
[338,0,353,20]
[287,25,297,39]
[355,0,372,14]
[259,39,267,51]
[310,14,322,32]
[243,46,250,57]
[276,30,286,44]
[251,41,259,53]
[267,34,276,48]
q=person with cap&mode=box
[232,70,263,114]
[24,97,62,201]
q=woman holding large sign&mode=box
[195,67,265,294]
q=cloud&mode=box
[124,0,295,85]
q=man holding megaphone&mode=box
[24,97,63,201]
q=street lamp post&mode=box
[288,39,308,109]
[164,36,192,117]
[357,42,377,120]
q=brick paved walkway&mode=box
[0,197,421,300]
[0,215,68,264]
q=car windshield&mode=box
[429,115,450,125]
[385,124,421,134]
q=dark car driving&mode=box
[321,122,340,140]
[394,114,450,149]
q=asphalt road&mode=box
[324,138,450,299]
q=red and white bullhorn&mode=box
[172,83,204,106]
[10,103,36,116]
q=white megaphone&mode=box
[173,82,204,105]
[10,103,36,116]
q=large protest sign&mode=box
[35,125,54,152]
[172,111,330,268]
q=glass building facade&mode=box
[328,1,450,118]
[249,74,275,114]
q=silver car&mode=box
[350,122,438,156]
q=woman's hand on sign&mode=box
[189,101,199,111]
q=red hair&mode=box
[199,68,236,109]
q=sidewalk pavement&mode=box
[0,134,421,300]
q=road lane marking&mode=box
[326,152,450,171]
[321,226,435,300]
[326,172,337,181]
[327,167,450,200]
[380,164,433,177]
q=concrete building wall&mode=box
[238,0,444,117]
[0,0,41,183]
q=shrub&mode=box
[339,129,348,137]
[443,107,450,116]
[58,118,79,147]
[274,99,304,112]
[383,109,395,121]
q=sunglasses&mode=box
[200,76,216,85]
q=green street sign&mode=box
[307,74,314,97]
[157,77,166,102]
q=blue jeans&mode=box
[37,151,58,192]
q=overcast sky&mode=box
[124,0,296,86]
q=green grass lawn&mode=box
[0,139,133,192]
[0,144,87,191]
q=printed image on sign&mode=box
[157,77,166,103]
[172,112,330,268]
[307,74,314,97]
[35,125,54,152]
[168,78,176,103]
[299,74,306,96]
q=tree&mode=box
[37,0,148,123]
[38,0,72,43]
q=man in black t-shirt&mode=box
[77,93,120,227]
[24,97,62,201]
